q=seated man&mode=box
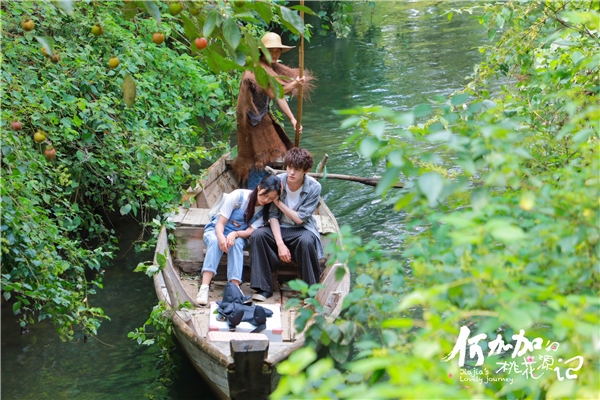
[249,148,324,301]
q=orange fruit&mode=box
[194,37,208,50]
[153,32,165,45]
[44,146,56,160]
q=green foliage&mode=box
[1,0,235,339]
[127,300,178,386]
[274,1,599,399]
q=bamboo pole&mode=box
[294,0,304,148]
[317,154,329,174]
[265,166,404,188]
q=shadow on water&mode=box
[2,2,486,398]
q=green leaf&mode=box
[450,93,469,106]
[382,318,414,329]
[181,15,198,42]
[392,112,414,126]
[489,225,526,243]
[285,298,300,309]
[222,18,241,50]
[54,0,74,16]
[470,188,489,212]
[120,204,132,215]
[254,64,269,88]
[290,5,318,16]
[279,6,303,35]
[13,301,22,313]
[366,120,386,139]
[141,1,161,26]
[329,341,350,364]
[156,252,167,269]
[413,104,432,118]
[288,279,308,292]
[121,1,138,19]
[418,172,443,207]
[253,2,273,24]
[204,9,218,37]
[356,273,374,286]
[146,265,159,276]
[340,116,362,129]
[546,377,576,398]
[358,137,380,159]
[123,74,136,108]
[335,266,346,281]
[35,36,55,57]
[375,167,400,196]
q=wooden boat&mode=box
[152,153,350,400]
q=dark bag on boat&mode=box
[217,282,272,332]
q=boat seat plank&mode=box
[168,207,189,225]
[181,208,210,226]
[207,332,269,342]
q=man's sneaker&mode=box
[252,290,272,302]
[196,285,209,306]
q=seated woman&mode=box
[196,175,282,305]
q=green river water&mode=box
[1,2,487,399]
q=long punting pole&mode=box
[294,0,304,147]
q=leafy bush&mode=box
[1,0,234,339]
[274,1,599,399]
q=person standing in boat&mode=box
[231,32,315,188]
[196,175,282,306]
[249,148,324,301]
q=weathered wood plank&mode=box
[181,208,210,226]
[316,263,345,305]
[228,340,271,400]
[168,207,189,225]
[320,215,337,234]
[173,226,205,264]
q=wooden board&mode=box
[168,207,189,225]
[182,208,210,226]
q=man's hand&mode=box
[277,243,292,263]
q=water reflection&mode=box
[288,0,485,250]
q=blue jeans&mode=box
[202,226,247,282]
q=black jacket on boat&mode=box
[217,282,272,331]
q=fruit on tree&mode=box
[11,121,23,131]
[108,57,120,68]
[21,19,35,31]
[42,46,49,57]
[44,146,56,160]
[168,2,183,15]
[194,37,208,50]
[34,131,46,143]
[234,0,246,8]
[50,53,61,63]
[153,32,165,45]
[189,6,199,15]
[91,25,103,36]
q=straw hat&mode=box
[261,32,295,53]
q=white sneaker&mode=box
[196,285,209,306]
